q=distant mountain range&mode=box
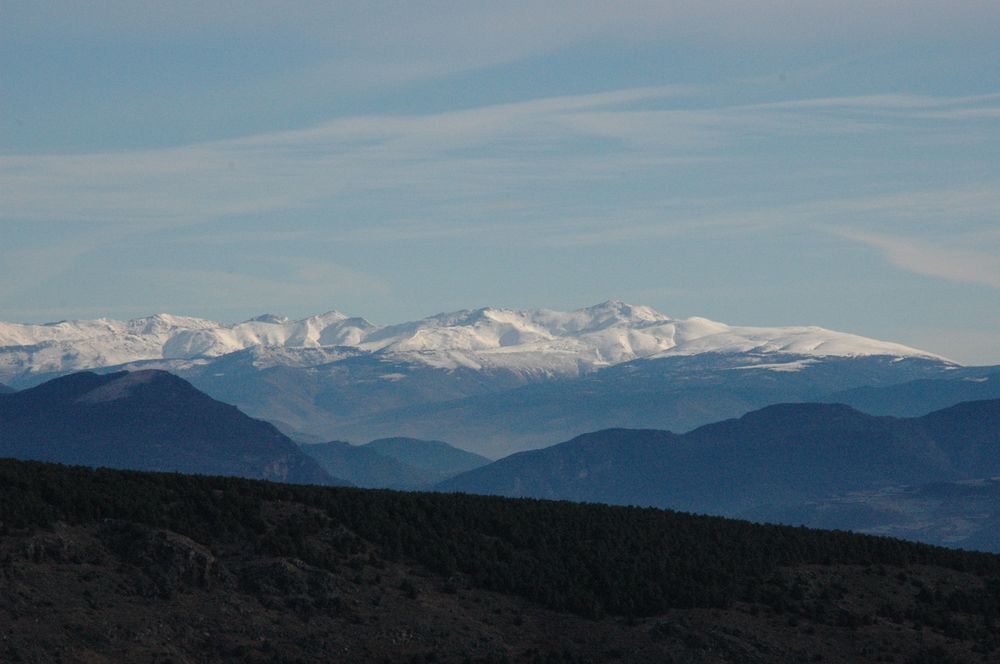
[3,302,986,457]
[298,437,490,489]
[328,351,970,456]
[5,368,1000,552]
[365,436,489,476]
[438,398,1000,551]
[0,382,12,394]
[823,370,1000,416]
[0,301,944,378]
[0,370,343,485]
[0,369,488,490]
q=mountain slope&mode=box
[0,370,343,485]
[331,353,957,456]
[298,441,437,489]
[363,437,491,474]
[299,437,491,489]
[825,369,1000,417]
[437,398,1000,549]
[0,301,947,386]
[0,383,12,394]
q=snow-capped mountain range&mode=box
[0,301,948,381]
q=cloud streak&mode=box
[4,87,998,233]
[834,229,1000,289]
[1,86,702,226]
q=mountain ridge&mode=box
[321,352,960,455]
[298,437,492,489]
[363,436,492,470]
[437,397,1000,550]
[297,440,431,489]
[1,304,975,456]
[0,301,950,385]
[0,369,344,486]
[825,370,1000,416]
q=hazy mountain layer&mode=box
[438,398,1000,550]
[363,437,491,472]
[298,441,434,489]
[824,369,1000,416]
[299,437,491,489]
[322,353,962,456]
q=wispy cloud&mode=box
[1,85,703,226]
[4,87,998,235]
[523,184,1000,248]
[833,229,1000,289]
[746,92,1000,111]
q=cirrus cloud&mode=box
[833,228,1000,289]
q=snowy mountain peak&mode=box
[585,299,665,319]
[0,303,953,381]
[127,313,219,336]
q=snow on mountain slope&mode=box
[161,312,374,358]
[649,318,936,360]
[0,301,951,381]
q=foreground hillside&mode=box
[2,459,1000,663]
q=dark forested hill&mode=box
[438,399,1000,549]
[0,370,342,485]
[1,458,999,663]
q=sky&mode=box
[1,1,999,364]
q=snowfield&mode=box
[0,301,950,380]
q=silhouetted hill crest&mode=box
[0,370,345,486]
[439,398,1000,550]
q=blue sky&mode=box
[2,1,999,363]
